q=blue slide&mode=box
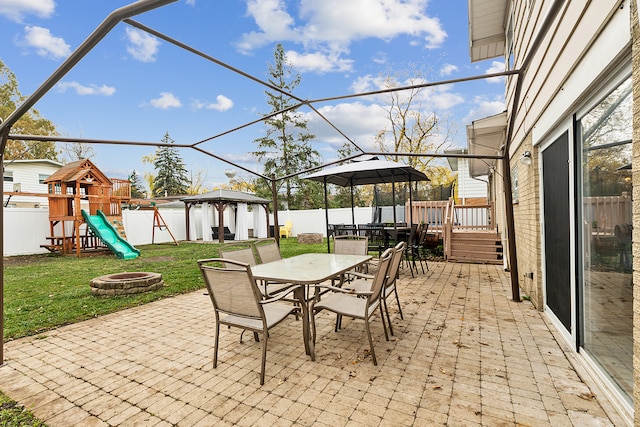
[81,209,140,260]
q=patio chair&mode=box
[404,223,422,277]
[347,241,405,338]
[279,221,292,238]
[221,244,293,298]
[310,248,393,365]
[254,238,282,264]
[197,258,300,385]
[334,234,370,276]
[218,245,257,267]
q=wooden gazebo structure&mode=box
[181,190,271,243]
[42,159,131,255]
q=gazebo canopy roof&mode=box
[180,189,271,204]
[304,156,430,187]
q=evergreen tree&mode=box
[152,132,188,197]
[128,169,146,198]
[0,60,59,160]
[252,44,322,210]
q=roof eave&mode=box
[468,0,508,63]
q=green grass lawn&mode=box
[3,238,327,341]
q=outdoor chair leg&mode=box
[379,304,390,341]
[365,319,378,365]
[394,288,404,320]
[260,332,267,385]
[382,299,393,338]
[213,323,220,369]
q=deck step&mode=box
[447,230,503,264]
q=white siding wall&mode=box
[3,162,62,207]
[457,158,488,201]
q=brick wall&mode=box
[511,136,543,309]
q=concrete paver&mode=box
[0,261,624,426]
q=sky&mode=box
[0,0,505,190]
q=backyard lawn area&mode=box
[3,238,327,341]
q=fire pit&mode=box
[90,272,164,296]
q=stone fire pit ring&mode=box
[90,272,164,296]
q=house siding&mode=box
[3,161,62,208]
[495,0,633,422]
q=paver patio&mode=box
[0,261,623,426]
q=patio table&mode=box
[251,253,372,361]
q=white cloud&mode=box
[193,95,234,112]
[463,96,505,124]
[485,60,505,84]
[150,92,181,109]
[236,0,446,74]
[209,95,233,111]
[125,28,160,63]
[286,49,353,73]
[23,26,70,59]
[440,64,458,76]
[0,0,54,22]
[56,81,116,96]
[304,102,387,149]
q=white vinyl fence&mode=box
[3,205,405,256]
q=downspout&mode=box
[502,0,566,302]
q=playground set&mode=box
[40,159,175,259]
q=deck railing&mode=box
[407,200,495,259]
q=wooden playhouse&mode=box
[42,159,132,256]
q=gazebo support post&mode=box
[214,202,226,243]
[408,178,413,225]
[391,172,397,226]
[324,177,331,253]
[184,203,191,241]
[261,203,271,242]
[271,175,280,244]
[350,179,355,226]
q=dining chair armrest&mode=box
[314,283,372,297]
[348,271,374,280]
[260,284,301,304]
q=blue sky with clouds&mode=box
[0,0,505,190]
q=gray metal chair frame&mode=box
[348,242,405,338]
[198,258,300,385]
[310,248,393,365]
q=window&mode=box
[578,74,632,402]
[3,171,13,182]
[38,174,49,184]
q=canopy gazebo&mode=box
[181,190,271,243]
[304,156,430,253]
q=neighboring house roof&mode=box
[468,0,508,62]
[444,148,467,172]
[181,189,271,204]
[3,159,64,168]
[43,159,111,185]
